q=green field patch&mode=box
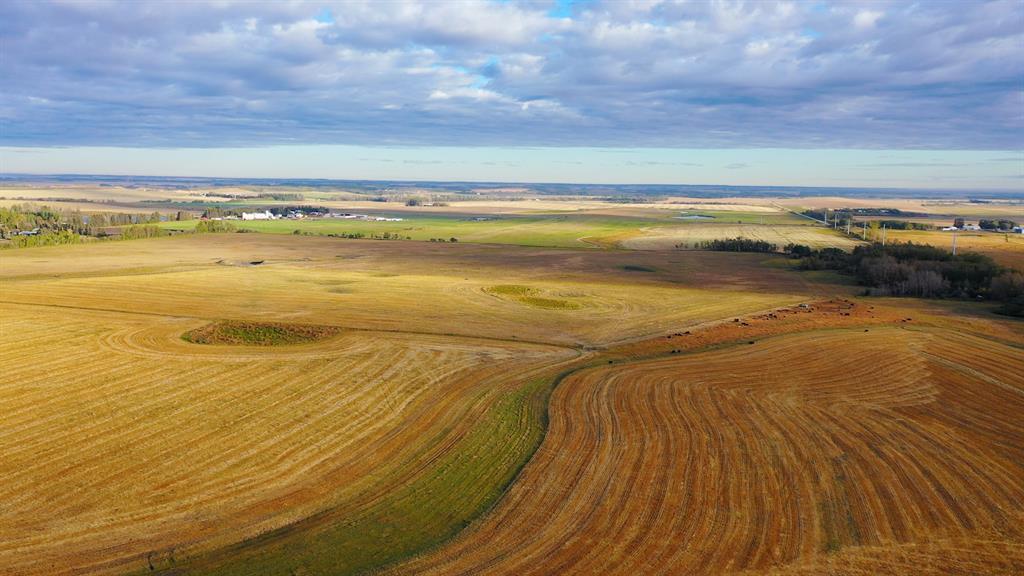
[158,212,682,249]
[622,264,657,272]
[519,296,582,310]
[486,284,537,296]
[485,284,581,310]
[182,321,341,346]
[147,376,559,576]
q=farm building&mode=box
[242,211,276,221]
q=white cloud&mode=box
[854,10,884,29]
[0,0,1020,149]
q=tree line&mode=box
[0,204,233,249]
[696,238,777,252]
[786,242,1023,316]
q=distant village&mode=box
[204,208,404,223]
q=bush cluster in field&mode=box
[485,285,581,310]
[182,321,340,346]
[695,237,778,253]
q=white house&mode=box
[242,210,275,221]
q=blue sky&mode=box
[1,1,1022,189]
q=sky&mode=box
[1,0,1022,189]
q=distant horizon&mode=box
[3,168,1023,197]
[2,146,1022,192]
[3,2,1023,191]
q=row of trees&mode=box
[695,238,777,253]
[1,204,236,249]
[978,219,1018,231]
[785,242,1023,316]
[4,229,82,249]
[0,204,178,239]
[194,220,237,233]
[873,219,932,230]
[256,192,304,201]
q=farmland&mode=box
[394,308,1024,575]
[0,232,810,575]
[156,209,853,252]
[623,222,862,250]
[1,197,1022,576]
[158,212,669,249]
[881,228,1024,269]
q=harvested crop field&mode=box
[0,302,576,575]
[0,233,817,575]
[3,229,1022,576]
[623,223,863,250]
[881,228,1024,270]
[0,234,812,348]
[394,320,1024,575]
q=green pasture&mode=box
[159,210,810,249]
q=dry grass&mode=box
[3,230,1021,576]
[394,312,1024,575]
[0,302,574,575]
[0,233,811,575]
[881,228,1024,270]
[623,223,863,250]
[484,284,582,310]
[0,234,811,348]
[764,196,1024,219]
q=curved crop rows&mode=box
[0,303,573,575]
[394,328,1024,575]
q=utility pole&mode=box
[952,230,958,255]
[862,222,867,240]
[881,223,887,247]
[846,219,851,235]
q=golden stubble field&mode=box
[0,233,813,347]
[881,228,1024,270]
[0,233,815,575]
[622,223,863,251]
[394,303,1024,576]
[0,303,573,575]
[2,232,1022,576]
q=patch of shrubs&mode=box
[120,224,168,240]
[697,237,777,253]
[194,220,237,233]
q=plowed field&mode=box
[394,326,1024,575]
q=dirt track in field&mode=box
[393,309,1024,575]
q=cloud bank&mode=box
[2,0,1021,149]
